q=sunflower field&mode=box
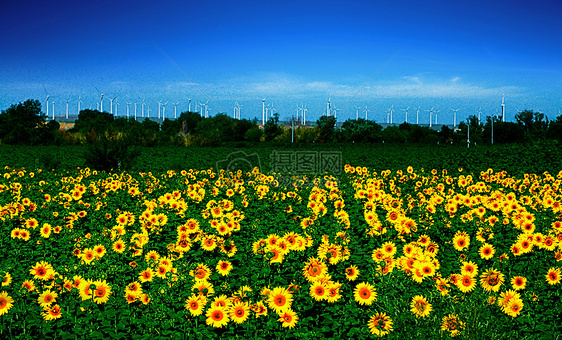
[0,165,561,339]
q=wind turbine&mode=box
[109,96,118,115]
[100,94,104,112]
[147,105,151,118]
[401,107,409,123]
[115,102,119,116]
[501,94,505,122]
[41,84,50,119]
[134,102,138,119]
[302,104,308,125]
[270,103,277,120]
[333,104,340,120]
[451,108,459,127]
[126,102,131,118]
[354,106,361,120]
[364,105,370,120]
[141,98,146,118]
[187,98,192,112]
[157,101,163,119]
[326,96,332,117]
[295,105,301,121]
[162,101,169,119]
[425,107,434,127]
[477,107,482,124]
[173,102,180,119]
[77,96,82,115]
[416,106,421,125]
[262,99,266,125]
[434,109,440,125]
[388,105,395,124]
[238,104,244,119]
[65,99,71,119]
[52,101,55,119]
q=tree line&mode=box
[1,99,562,146]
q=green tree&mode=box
[547,114,562,141]
[72,109,114,139]
[316,115,336,142]
[339,119,382,142]
[0,99,49,145]
[515,109,549,140]
[264,112,281,141]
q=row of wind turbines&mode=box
[323,95,507,127]
[41,91,213,121]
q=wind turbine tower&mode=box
[188,98,192,112]
[65,99,71,119]
[451,108,459,127]
[262,99,266,125]
[42,84,50,118]
[173,102,180,119]
[401,107,409,123]
[426,108,434,127]
[126,102,131,118]
[416,106,421,125]
[77,96,82,115]
[501,94,505,122]
[364,105,370,120]
[355,106,361,120]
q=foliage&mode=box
[0,100,53,145]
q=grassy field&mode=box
[1,141,561,175]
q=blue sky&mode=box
[1,0,561,124]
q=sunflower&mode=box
[503,298,524,317]
[138,268,154,283]
[354,282,377,306]
[368,312,393,337]
[252,301,268,318]
[201,236,218,251]
[511,276,527,291]
[92,280,111,304]
[452,232,470,251]
[205,305,229,328]
[42,304,62,321]
[190,264,212,280]
[278,308,298,329]
[40,223,52,238]
[22,280,36,292]
[478,243,495,260]
[37,289,58,308]
[410,295,432,318]
[479,269,505,292]
[380,241,397,257]
[216,260,232,276]
[456,274,476,293]
[267,287,293,314]
[498,289,520,309]
[1,272,11,287]
[78,279,94,300]
[192,280,215,297]
[81,248,96,265]
[309,281,328,302]
[185,294,207,316]
[302,257,328,282]
[441,314,465,337]
[460,261,478,277]
[229,301,250,324]
[30,261,53,281]
[546,267,561,285]
[325,282,342,303]
[345,265,360,281]
[0,291,14,316]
